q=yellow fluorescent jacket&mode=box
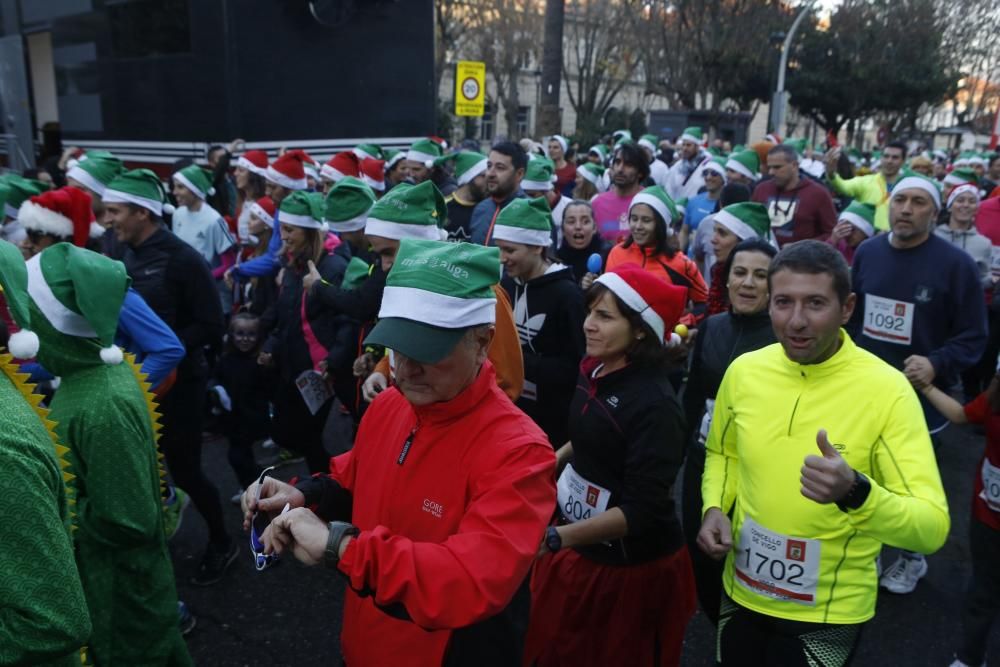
[702,331,949,624]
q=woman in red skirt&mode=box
[524,264,697,667]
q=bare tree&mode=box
[937,0,1000,133]
[561,0,639,133]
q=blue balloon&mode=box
[587,253,602,274]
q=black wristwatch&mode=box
[324,521,360,569]
[545,526,563,553]
[836,470,872,512]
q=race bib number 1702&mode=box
[734,517,821,606]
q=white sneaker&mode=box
[879,555,928,594]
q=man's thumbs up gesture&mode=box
[800,429,856,504]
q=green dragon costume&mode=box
[0,241,190,666]
[0,241,90,665]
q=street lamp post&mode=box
[769,0,818,135]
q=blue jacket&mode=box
[233,210,282,278]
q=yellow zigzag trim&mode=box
[121,353,169,497]
[0,352,78,531]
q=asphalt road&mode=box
[170,410,999,666]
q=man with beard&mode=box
[438,151,488,242]
[470,142,527,245]
[591,142,649,245]
[666,126,713,201]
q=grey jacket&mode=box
[934,225,993,288]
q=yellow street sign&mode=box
[455,61,486,117]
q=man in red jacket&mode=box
[244,239,556,666]
[752,143,837,247]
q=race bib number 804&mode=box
[734,517,821,606]
[862,294,914,346]
[556,464,611,523]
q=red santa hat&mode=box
[360,158,386,192]
[321,151,360,183]
[236,150,269,176]
[18,186,102,248]
[594,264,687,346]
[265,151,308,190]
[248,196,276,227]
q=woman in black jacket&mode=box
[258,192,354,472]
[493,197,586,448]
[525,264,696,667]
[680,238,777,624]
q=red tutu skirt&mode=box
[523,546,697,667]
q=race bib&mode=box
[734,517,821,606]
[557,464,611,523]
[980,458,1000,512]
[991,246,1000,278]
[862,294,914,345]
[698,398,715,445]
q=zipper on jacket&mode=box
[397,425,419,465]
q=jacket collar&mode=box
[411,359,498,425]
[778,328,856,380]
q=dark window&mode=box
[108,0,191,58]
[481,104,494,141]
[517,105,529,137]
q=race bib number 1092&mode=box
[862,294,914,346]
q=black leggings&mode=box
[717,595,862,667]
[958,517,1000,666]
[159,374,228,545]
[271,379,333,474]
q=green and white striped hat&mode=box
[522,157,556,192]
[279,191,323,229]
[638,134,659,153]
[324,177,376,233]
[103,169,175,217]
[714,202,771,240]
[406,138,444,168]
[578,162,606,190]
[492,197,553,247]
[365,239,500,364]
[588,144,609,163]
[353,143,384,161]
[365,181,446,241]
[173,164,216,201]
[838,201,876,238]
[433,151,487,186]
[0,174,50,219]
[66,153,123,197]
[629,186,679,226]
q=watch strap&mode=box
[324,521,360,569]
[836,471,872,512]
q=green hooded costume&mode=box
[7,242,190,666]
[0,241,90,665]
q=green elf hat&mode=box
[433,151,487,187]
[522,157,556,192]
[342,256,372,291]
[588,144,609,162]
[406,138,444,168]
[638,134,659,153]
[353,143,384,161]
[732,144,746,152]
[324,177,376,233]
[629,186,679,228]
[384,148,405,172]
[838,201,876,238]
[279,191,323,229]
[578,162,606,190]
[702,156,728,182]
[944,167,979,187]
[0,175,51,219]
[365,181,447,241]
[894,174,942,209]
[173,164,216,201]
[783,138,807,157]
[103,169,175,217]
[66,154,123,197]
[26,242,130,364]
[492,197,553,247]
[725,150,760,180]
[612,129,632,143]
[679,126,703,144]
[714,202,771,240]
[0,238,38,358]
[365,238,499,364]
